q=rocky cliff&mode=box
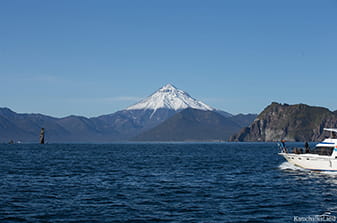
[230,102,337,142]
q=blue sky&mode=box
[1,0,336,117]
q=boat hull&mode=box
[279,153,337,171]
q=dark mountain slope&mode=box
[133,108,242,141]
[0,107,178,142]
[91,108,178,140]
[228,113,257,128]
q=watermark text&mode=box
[294,215,336,222]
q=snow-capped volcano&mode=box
[126,84,214,111]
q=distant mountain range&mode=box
[3,84,336,143]
[230,102,337,142]
[0,84,256,143]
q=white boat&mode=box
[278,128,337,171]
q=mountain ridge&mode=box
[0,106,253,143]
[0,84,252,142]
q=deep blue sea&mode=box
[1,143,337,222]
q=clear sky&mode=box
[1,0,336,117]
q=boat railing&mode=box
[278,142,334,156]
[277,143,310,154]
[291,147,309,154]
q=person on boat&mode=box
[280,140,287,153]
[333,131,337,139]
[304,142,310,153]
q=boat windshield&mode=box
[311,146,334,156]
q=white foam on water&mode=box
[279,162,337,176]
[278,162,306,171]
[319,171,337,176]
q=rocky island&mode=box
[230,102,337,142]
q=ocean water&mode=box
[0,143,337,222]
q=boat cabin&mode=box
[310,146,334,156]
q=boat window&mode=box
[311,147,334,156]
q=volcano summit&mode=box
[127,84,214,112]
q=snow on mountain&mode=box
[126,84,214,112]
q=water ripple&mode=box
[0,143,336,222]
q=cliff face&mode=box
[230,102,337,142]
